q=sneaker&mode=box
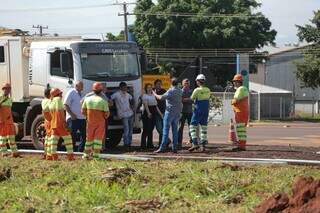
[154,149,166,154]
[200,145,206,152]
[147,145,155,149]
[172,149,178,154]
[188,145,200,152]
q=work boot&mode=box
[52,154,59,161]
[231,147,246,152]
[67,153,75,161]
[12,152,22,158]
[1,152,10,157]
[82,152,93,160]
[188,144,200,152]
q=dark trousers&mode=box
[155,113,164,146]
[140,113,156,148]
[67,119,86,152]
[178,112,193,148]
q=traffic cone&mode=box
[228,119,239,145]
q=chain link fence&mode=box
[208,92,293,124]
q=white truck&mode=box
[0,35,145,149]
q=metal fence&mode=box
[208,92,293,124]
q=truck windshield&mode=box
[81,53,139,80]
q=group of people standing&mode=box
[140,73,249,153]
[140,74,212,153]
[0,73,249,159]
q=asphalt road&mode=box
[133,122,320,147]
[19,122,320,149]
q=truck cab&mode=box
[0,36,144,149]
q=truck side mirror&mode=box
[60,52,72,77]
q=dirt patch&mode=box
[224,194,244,205]
[254,176,320,213]
[24,206,36,213]
[123,198,164,212]
[46,181,65,188]
[101,167,136,182]
[106,144,320,161]
[0,167,11,182]
[216,163,243,171]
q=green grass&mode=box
[0,157,320,212]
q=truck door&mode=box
[0,40,9,87]
[47,49,74,96]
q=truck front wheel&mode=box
[31,115,46,150]
[105,131,122,149]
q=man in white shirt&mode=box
[64,81,86,152]
[111,82,134,150]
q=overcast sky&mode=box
[0,0,319,46]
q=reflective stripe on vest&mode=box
[82,95,108,112]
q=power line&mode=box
[0,3,118,12]
[130,12,264,18]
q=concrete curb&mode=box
[14,149,320,166]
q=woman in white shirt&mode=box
[141,83,163,149]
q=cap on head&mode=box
[196,74,206,81]
[92,82,103,92]
[2,83,11,90]
[232,74,243,82]
[50,88,62,97]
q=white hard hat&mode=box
[196,74,206,81]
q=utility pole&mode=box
[32,25,48,36]
[116,2,135,41]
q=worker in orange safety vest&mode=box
[48,88,75,161]
[82,82,110,159]
[231,74,249,151]
[41,88,52,159]
[0,83,20,157]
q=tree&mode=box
[133,0,277,49]
[106,31,125,41]
[296,10,320,89]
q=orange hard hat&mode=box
[50,88,62,97]
[2,83,11,90]
[232,74,243,82]
[92,82,103,92]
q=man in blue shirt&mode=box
[153,78,182,153]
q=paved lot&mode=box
[133,122,320,147]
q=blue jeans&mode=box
[67,119,86,152]
[159,112,180,151]
[122,116,134,146]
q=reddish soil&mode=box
[254,176,320,213]
[106,144,320,161]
